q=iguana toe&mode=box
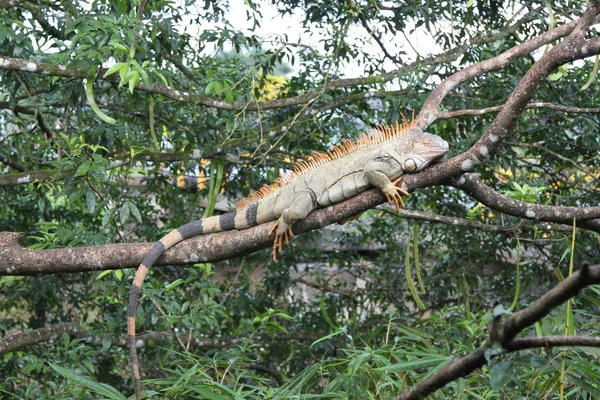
[269,221,294,261]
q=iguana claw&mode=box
[384,177,409,212]
[268,221,294,261]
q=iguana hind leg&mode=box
[268,220,294,260]
[268,192,314,260]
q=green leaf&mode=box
[113,269,123,281]
[119,202,131,224]
[101,208,114,228]
[49,363,127,400]
[103,62,128,78]
[76,160,92,177]
[405,237,426,310]
[568,374,600,398]
[128,202,142,223]
[153,70,168,85]
[484,343,505,362]
[489,361,514,392]
[165,279,184,292]
[581,54,599,90]
[493,304,512,318]
[109,42,129,53]
[85,189,96,214]
[119,63,130,82]
[128,71,140,93]
[95,270,113,280]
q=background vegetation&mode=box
[1,0,599,399]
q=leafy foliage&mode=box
[1,0,599,399]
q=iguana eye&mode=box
[404,158,417,171]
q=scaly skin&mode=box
[127,124,449,399]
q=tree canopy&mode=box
[1,0,600,399]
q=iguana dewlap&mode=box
[127,120,449,399]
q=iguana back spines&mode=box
[237,117,417,211]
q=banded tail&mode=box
[127,208,259,400]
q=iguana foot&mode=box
[268,221,294,261]
[382,177,409,212]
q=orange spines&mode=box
[236,114,417,210]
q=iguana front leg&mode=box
[364,163,410,212]
[268,192,314,260]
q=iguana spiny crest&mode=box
[127,116,449,399]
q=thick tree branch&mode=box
[397,263,600,400]
[416,14,589,128]
[505,335,600,351]
[436,102,600,119]
[403,5,600,191]
[381,205,574,234]
[3,165,600,275]
[451,173,600,231]
[0,322,86,354]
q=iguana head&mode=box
[401,131,449,172]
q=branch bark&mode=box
[451,173,600,231]
[436,102,600,120]
[397,263,600,400]
[0,322,86,354]
[0,322,326,355]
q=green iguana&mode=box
[127,117,449,399]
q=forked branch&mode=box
[397,263,600,400]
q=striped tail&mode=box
[127,213,233,400]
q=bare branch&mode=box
[505,335,600,351]
[0,323,86,354]
[0,322,327,354]
[21,2,68,40]
[416,14,589,128]
[294,277,357,297]
[0,149,240,187]
[380,205,574,234]
[437,102,600,119]
[451,173,600,231]
[397,263,600,400]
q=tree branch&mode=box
[381,205,574,234]
[0,322,86,354]
[505,335,600,351]
[0,149,240,187]
[416,13,590,128]
[436,102,600,119]
[0,322,326,355]
[402,4,600,193]
[0,7,556,114]
[451,173,600,231]
[397,263,600,400]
